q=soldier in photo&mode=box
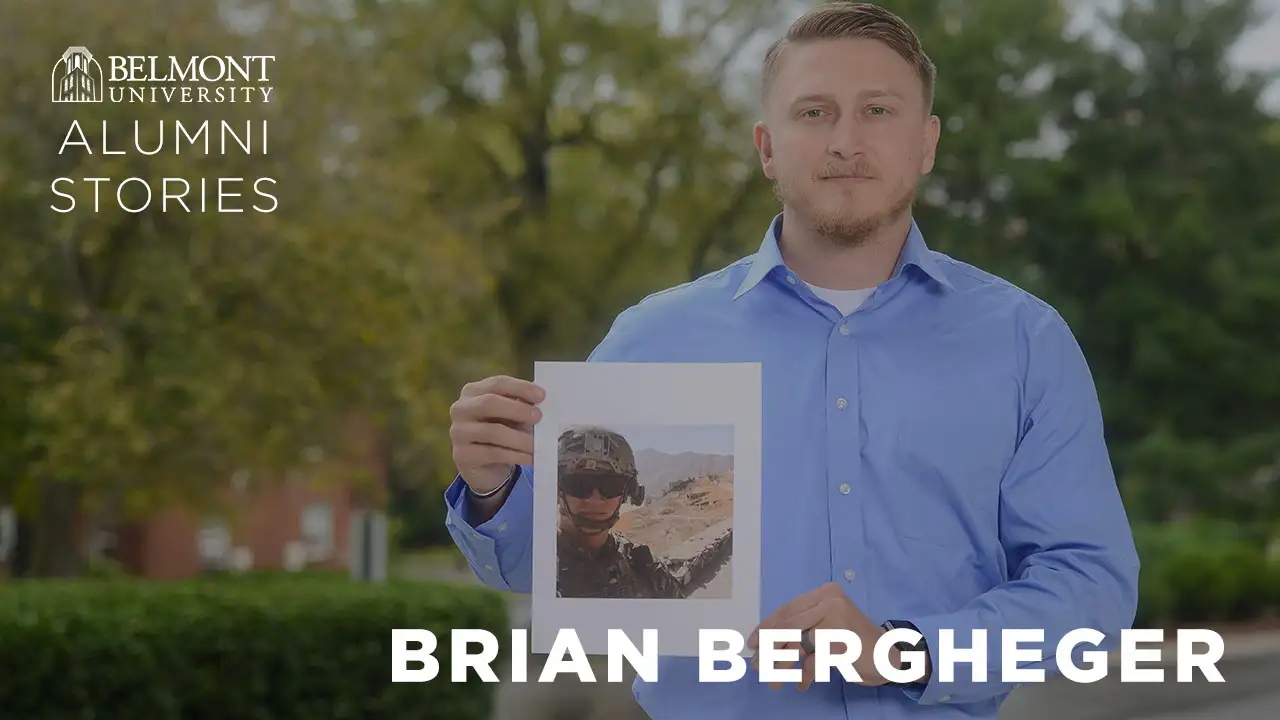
[556,425,687,599]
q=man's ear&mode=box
[920,114,941,175]
[754,121,775,180]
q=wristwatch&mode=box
[880,620,928,686]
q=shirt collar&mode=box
[733,212,955,299]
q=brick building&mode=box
[0,415,389,581]
[105,474,363,579]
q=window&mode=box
[300,502,334,562]
[197,520,231,570]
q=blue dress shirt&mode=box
[444,213,1140,718]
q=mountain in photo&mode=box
[633,448,733,498]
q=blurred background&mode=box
[1,0,1278,718]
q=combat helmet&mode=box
[557,424,645,532]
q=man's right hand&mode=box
[449,374,545,496]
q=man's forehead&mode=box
[771,38,921,98]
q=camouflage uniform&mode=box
[555,425,687,599]
[557,530,686,599]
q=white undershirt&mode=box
[804,282,876,316]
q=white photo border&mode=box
[532,361,763,657]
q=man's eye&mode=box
[869,106,889,115]
[802,109,824,118]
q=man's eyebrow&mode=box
[788,89,909,107]
[859,88,908,101]
[789,93,835,107]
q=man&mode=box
[444,2,1139,718]
[555,424,686,599]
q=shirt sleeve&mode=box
[440,304,645,593]
[899,308,1141,706]
[443,464,534,593]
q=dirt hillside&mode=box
[614,470,733,557]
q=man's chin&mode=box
[811,206,874,228]
[810,209,890,244]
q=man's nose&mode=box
[826,115,866,159]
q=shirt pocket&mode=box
[891,531,991,615]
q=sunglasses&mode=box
[560,474,628,499]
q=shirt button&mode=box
[940,696,951,703]
[484,564,494,571]
[838,483,851,495]
[844,569,855,581]
[787,275,797,284]
[838,324,851,336]
[836,397,848,410]
[498,522,507,533]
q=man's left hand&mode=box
[746,582,904,691]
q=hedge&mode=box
[1133,520,1280,628]
[0,574,509,720]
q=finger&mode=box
[761,639,806,690]
[800,628,816,656]
[755,607,826,654]
[451,421,534,455]
[454,393,542,425]
[463,375,546,404]
[786,603,832,639]
[749,610,789,648]
[749,588,827,648]
[774,586,831,625]
[778,640,805,672]
[767,641,804,690]
[452,443,533,469]
[798,652,817,692]
[749,615,798,650]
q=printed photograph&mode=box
[530,360,761,657]
[555,422,734,601]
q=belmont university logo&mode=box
[52,46,103,103]
[49,46,275,105]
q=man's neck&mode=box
[778,210,912,291]
[560,519,611,551]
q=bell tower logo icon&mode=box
[52,46,103,103]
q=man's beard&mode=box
[772,174,918,248]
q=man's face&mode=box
[560,474,626,534]
[754,38,940,245]
[564,487,622,523]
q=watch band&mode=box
[469,465,519,499]
[881,620,928,686]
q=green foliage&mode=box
[0,576,509,720]
[1,0,1278,574]
[0,0,496,571]
[1016,0,1280,519]
[1133,521,1280,628]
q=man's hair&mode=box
[761,2,936,112]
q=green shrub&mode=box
[0,575,509,720]
[1269,556,1280,610]
[1133,521,1280,628]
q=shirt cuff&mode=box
[896,612,968,706]
[442,466,533,591]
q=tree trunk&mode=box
[28,482,84,577]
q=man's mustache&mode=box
[816,163,876,179]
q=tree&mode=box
[1013,0,1280,521]
[0,0,490,574]
[371,0,792,373]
